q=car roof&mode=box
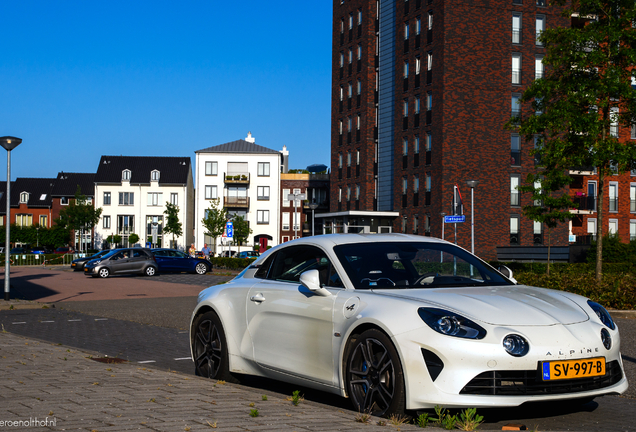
[280,233,447,248]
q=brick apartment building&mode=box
[329,0,615,261]
[280,173,330,243]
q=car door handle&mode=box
[250,293,266,303]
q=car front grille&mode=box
[460,360,622,396]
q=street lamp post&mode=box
[440,212,446,240]
[308,202,319,236]
[466,180,480,255]
[1,137,22,301]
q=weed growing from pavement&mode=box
[414,413,429,428]
[216,380,226,385]
[388,414,409,426]
[262,395,268,401]
[248,402,255,407]
[249,409,259,417]
[455,408,484,431]
[288,390,303,406]
[1,324,6,333]
[354,413,371,423]
[206,420,217,428]
[432,405,456,430]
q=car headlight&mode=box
[418,308,486,339]
[587,300,615,330]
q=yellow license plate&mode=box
[541,357,605,381]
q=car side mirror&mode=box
[300,270,332,297]
[498,265,518,284]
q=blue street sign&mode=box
[444,215,466,224]
[226,221,234,238]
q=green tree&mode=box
[128,233,140,246]
[512,0,636,281]
[517,171,574,276]
[231,214,252,253]
[56,186,103,252]
[106,234,122,248]
[201,199,227,256]
[163,202,183,249]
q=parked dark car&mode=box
[84,248,157,278]
[151,248,211,274]
[55,247,74,254]
[30,246,52,254]
[236,250,260,259]
[71,250,111,271]
[9,247,28,254]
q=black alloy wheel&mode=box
[192,311,235,382]
[346,329,405,417]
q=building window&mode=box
[535,55,544,79]
[348,48,353,64]
[20,192,28,203]
[426,92,432,110]
[415,135,420,154]
[338,153,343,168]
[512,94,521,119]
[282,213,290,230]
[610,107,619,138]
[257,210,269,224]
[416,16,421,35]
[403,138,408,155]
[427,51,433,71]
[257,186,270,200]
[414,175,420,193]
[358,8,362,24]
[425,173,431,192]
[512,53,522,84]
[357,44,362,60]
[117,215,135,235]
[60,196,69,205]
[39,215,48,227]
[340,52,344,67]
[510,215,520,245]
[346,186,351,201]
[355,184,360,200]
[402,177,408,194]
[511,175,520,206]
[283,189,290,207]
[609,182,618,212]
[147,192,163,206]
[631,184,636,212]
[609,219,618,235]
[403,99,409,117]
[426,132,432,151]
[170,193,178,205]
[103,192,111,205]
[122,169,131,181]
[511,134,521,165]
[119,192,134,206]
[631,220,636,241]
[151,170,160,181]
[428,11,433,30]
[205,161,218,176]
[347,152,352,166]
[338,187,342,203]
[103,215,111,229]
[512,13,522,44]
[205,185,218,200]
[258,162,270,177]
[536,15,545,45]
[404,22,409,39]
[357,79,362,95]
[413,215,419,234]
[16,214,33,226]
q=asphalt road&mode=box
[1,266,635,431]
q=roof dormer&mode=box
[151,169,160,182]
[20,192,29,204]
[122,169,131,181]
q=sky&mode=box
[0,1,333,182]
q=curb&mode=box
[0,299,55,311]
[609,309,636,320]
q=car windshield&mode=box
[333,241,513,289]
[99,249,121,260]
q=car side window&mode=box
[112,252,125,260]
[132,250,144,258]
[254,253,275,279]
[268,245,340,287]
[175,251,188,258]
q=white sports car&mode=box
[189,234,628,416]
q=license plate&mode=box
[541,357,605,381]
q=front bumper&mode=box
[394,321,628,409]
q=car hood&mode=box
[373,285,589,326]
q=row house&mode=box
[194,133,286,253]
[51,172,96,249]
[93,156,194,249]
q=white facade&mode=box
[195,134,283,253]
[94,170,194,250]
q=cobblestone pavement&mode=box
[0,332,428,432]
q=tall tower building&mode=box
[330,0,571,260]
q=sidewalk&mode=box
[0,332,434,431]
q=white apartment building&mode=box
[195,133,287,253]
[93,156,194,249]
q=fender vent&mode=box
[421,349,444,382]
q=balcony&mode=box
[224,172,250,184]
[572,195,596,213]
[224,196,249,208]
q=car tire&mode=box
[98,268,110,278]
[195,262,208,275]
[192,311,237,382]
[345,328,405,417]
[145,266,156,277]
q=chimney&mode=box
[280,145,289,174]
[245,132,255,143]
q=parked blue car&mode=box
[150,248,211,274]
